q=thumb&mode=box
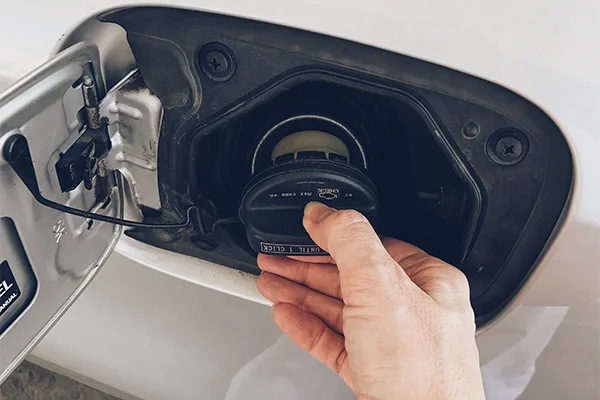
[303,202,408,305]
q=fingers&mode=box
[380,237,426,266]
[271,303,353,390]
[380,237,471,311]
[257,272,344,333]
[302,202,390,269]
[414,265,472,311]
[303,202,410,304]
[258,254,342,299]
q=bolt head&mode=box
[486,130,528,166]
[204,51,229,75]
[495,137,523,160]
[198,43,236,82]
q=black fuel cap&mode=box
[240,129,379,256]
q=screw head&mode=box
[198,43,236,82]
[486,130,528,166]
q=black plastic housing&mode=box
[240,158,379,255]
[102,7,573,326]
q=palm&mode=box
[256,238,447,390]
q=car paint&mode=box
[0,1,598,399]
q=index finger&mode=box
[257,254,342,299]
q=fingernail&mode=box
[304,202,334,222]
[256,254,264,270]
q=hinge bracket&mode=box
[55,73,111,192]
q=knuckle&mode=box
[308,325,327,353]
[403,250,433,267]
[436,266,473,310]
[342,279,385,304]
[445,267,470,296]
[442,304,476,330]
[343,304,384,324]
[459,303,477,326]
[297,287,311,310]
[384,238,427,262]
[332,350,348,373]
[293,263,310,285]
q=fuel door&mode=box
[0,42,122,381]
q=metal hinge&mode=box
[54,73,111,193]
[2,71,197,229]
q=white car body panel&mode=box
[0,1,598,399]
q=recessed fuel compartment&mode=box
[189,78,477,265]
[102,7,572,325]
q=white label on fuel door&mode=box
[0,261,20,317]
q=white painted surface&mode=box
[0,1,598,399]
[30,251,282,399]
[30,251,351,400]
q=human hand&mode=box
[256,202,485,400]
